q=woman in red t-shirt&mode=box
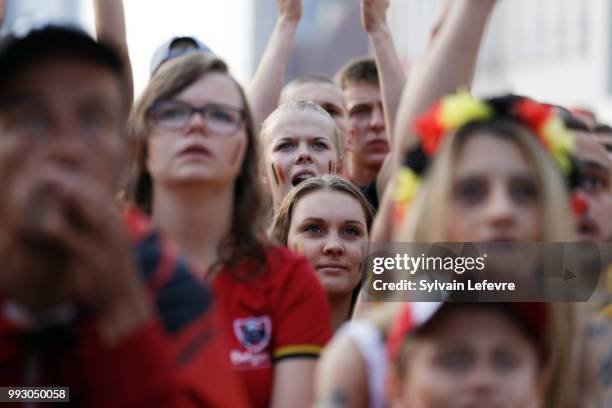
[125,54,332,408]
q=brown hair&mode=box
[335,57,379,90]
[269,174,374,244]
[125,53,267,275]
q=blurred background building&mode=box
[3,0,612,123]
[388,0,612,123]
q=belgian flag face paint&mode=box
[271,164,279,186]
[271,162,285,186]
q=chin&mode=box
[172,169,220,183]
[364,155,387,169]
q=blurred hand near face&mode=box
[0,138,150,343]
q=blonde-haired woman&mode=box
[317,93,592,408]
[388,92,597,408]
[260,100,344,212]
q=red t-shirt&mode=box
[213,246,333,408]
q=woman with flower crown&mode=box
[316,1,599,407]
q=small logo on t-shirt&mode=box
[233,315,272,353]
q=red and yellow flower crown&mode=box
[393,91,578,224]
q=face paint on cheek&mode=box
[274,162,285,184]
[271,163,280,186]
[295,240,302,255]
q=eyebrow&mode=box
[274,137,295,144]
[344,220,366,227]
[577,159,609,173]
[348,103,372,110]
[299,217,365,226]
[320,102,343,111]
[171,99,243,111]
[300,217,326,224]
[312,137,331,143]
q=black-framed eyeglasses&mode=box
[147,100,245,135]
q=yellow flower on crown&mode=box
[438,89,494,130]
[394,167,421,205]
[541,116,575,174]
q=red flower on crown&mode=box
[514,99,554,148]
[412,102,444,155]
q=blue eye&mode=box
[312,141,329,150]
[208,109,236,124]
[343,227,361,237]
[304,224,323,234]
[159,106,188,121]
[276,142,295,151]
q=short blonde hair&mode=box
[260,100,343,163]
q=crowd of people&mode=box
[0,0,610,407]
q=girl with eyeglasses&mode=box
[125,54,332,408]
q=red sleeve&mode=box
[271,251,333,361]
[81,318,248,408]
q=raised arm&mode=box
[394,0,496,160]
[93,0,134,105]
[0,0,6,29]
[372,0,495,244]
[361,0,406,148]
[247,0,302,129]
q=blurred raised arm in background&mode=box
[361,0,406,149]
[393,0,496,160]
[248,0,302,129]
[93,0,134,105]
[371,0,496,244]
